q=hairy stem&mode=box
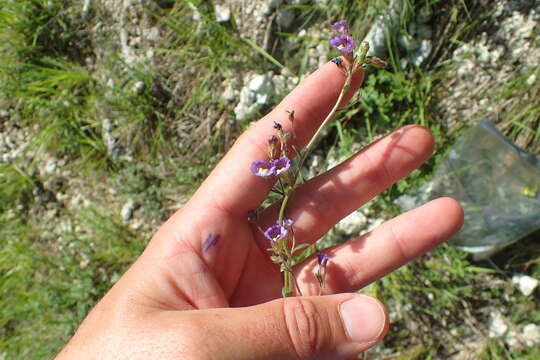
[297,71,353,176]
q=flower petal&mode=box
[273,157,291,175]
[264,224,288,243]
[250,160,276,177]
[331,20,350,35]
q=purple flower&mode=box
[250,160,276,177]
[317,252,329,267]
[268,135,278,144]
[264,224,288,243]
[331,20,350,35]
[282,218,294,227]
[273,157,291,175]
[331,57,343,67]
[329,35,355,54]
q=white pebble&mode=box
[522,324,540,346]
[145,27,160,41]
[488,312,508,338]
[512,274,539,296]
[121,199,137,223]
[45,159,57,174]
[132,81,145,94]
[215,4,231,23]
[248,74,269,92]
[335,211,368,236]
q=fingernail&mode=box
[339,296,386,344]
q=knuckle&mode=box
[282,298,327,358]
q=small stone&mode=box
[522,324,540,346]
[512,274,539,296]
[280,67,294,77]
[132,81,145,94]
[130,36,141,48]
[366,217,385,232]
[234,87,254,121]
[82,0,91,16]
[335,211,368,236]
[215,4,231,23]
[395,194,417,211]
[413,39,432,67]
[526,73,536,86]
[0,109,10,118]
[248,74,269,92]
[506,329,519,348]
[221,84,236,102]
[271,74,286,95]
[79,257,90,269]
[145,27,160,41]
[71,194,84,206]
[45,159,57,174]
[130,218,143,230]
[488,312,508,338]
[234,73,272,121]
[55,191,69,203]
[256,93,269,105]
[121,199,137,223]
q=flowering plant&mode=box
[250,21,386,297]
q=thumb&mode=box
[182,294,388,360]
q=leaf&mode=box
[292,244,318,264]
[282,286,293,297]
[292,243,311,253]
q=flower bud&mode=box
[268,135,278,158]
[368,56,387,69]
[358,41,369,62]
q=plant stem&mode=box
[302,72,352,162]
[283,270,293,297]
[278,72,353,227]
[278,192,289,224]
[278,66,358,298]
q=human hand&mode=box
[56,62,463,360]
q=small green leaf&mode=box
[293,244,318,264]
[292,243,311,253]
[282,286,293,297]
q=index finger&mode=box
[192,62,364,216]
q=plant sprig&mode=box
[250,21,387,297]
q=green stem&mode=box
[278,66,358,298]
[278,192,289,225]
[301,72,353,163]
[282,259,294,297]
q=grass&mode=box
[0,0,538,358]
